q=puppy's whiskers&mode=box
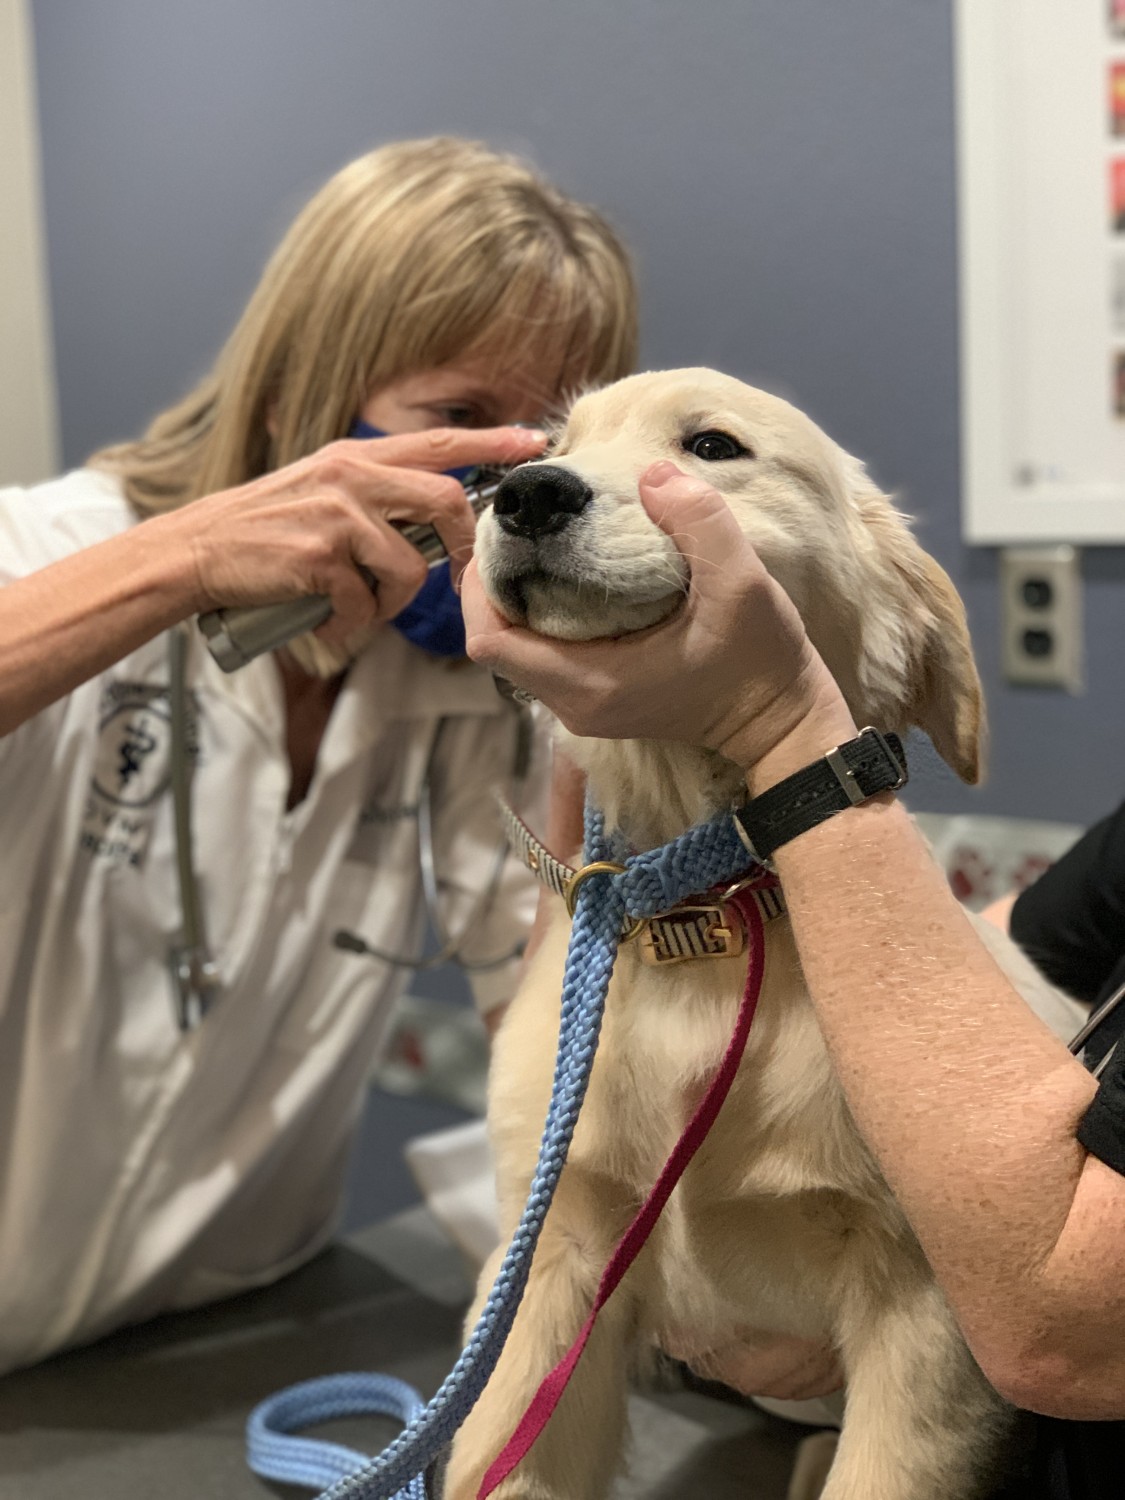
[651,564,690,594]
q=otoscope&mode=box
[196,464,506,672]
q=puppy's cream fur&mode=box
[445,371,1075,1500]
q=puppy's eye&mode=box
[683,430,751,462]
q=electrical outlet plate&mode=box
[999,545,1083,691]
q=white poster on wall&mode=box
[958,0,1125,542]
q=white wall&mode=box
[0,0,58,485]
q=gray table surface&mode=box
[0,1208,809,1499]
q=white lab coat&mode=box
[0,469,545,1374]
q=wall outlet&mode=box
[999,546,1083,691]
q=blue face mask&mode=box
[348,417,471,658]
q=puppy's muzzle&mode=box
[493,464,592,539]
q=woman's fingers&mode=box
[350,424,548,474]
[312,514,430,646]
[459,558,512,637]
[638,461,766,599]
[460,563,580,688]
[294,425,549,569]
[639,461,736,543]
[188,428,539,617]
[338,463,478,560]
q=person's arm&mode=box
[0,426,544,738]
[461,461,1125,1420]
[0,517,211,737]
[739,728,1118,1418]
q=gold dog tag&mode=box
[636,905,746,966]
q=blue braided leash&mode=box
[247,801,758,1499]
[247,1374,426,1496]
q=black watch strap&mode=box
[733,727,908,864]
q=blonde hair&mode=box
[91,136,638,515]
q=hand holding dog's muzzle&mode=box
[463,462,855,771]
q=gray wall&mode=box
[30,0,1125,825]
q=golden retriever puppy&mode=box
[443,370,1080,1500]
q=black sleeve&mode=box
[1077,1044,1125,1177]
[1009,801,1125,1004]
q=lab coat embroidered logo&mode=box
[115,715,159,793]
[79,681,199,868]
[93,690,173,808]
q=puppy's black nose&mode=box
[492,464,592,539]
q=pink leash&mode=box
[478,885,768,1498]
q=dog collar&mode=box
[498,799,786,966]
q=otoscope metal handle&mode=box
[197,472,503,672]
[197,595,336,672]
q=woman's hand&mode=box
[0,426,546,737]
[162,425,546,652]
[461,462,854,775]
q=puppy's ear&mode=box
[847,464,986,785]
[901,549,986,784]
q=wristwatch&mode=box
[733,726,908,865]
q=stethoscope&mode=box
[1067,977,1125,1079]
[330,706,534,973]
[165,626,531,1031]
[168,625,220,1031]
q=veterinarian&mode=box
[461,462,1125,1500]
[0,136,637,1377]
